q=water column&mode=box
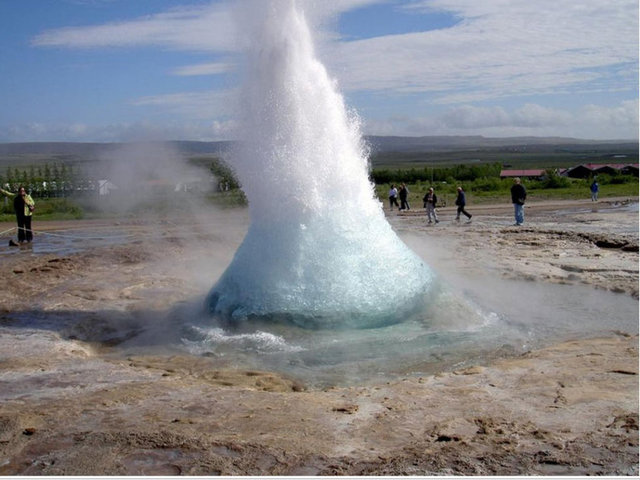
[207,0,434,328]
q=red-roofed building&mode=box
[564,163,639,178]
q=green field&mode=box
[368,142,638,170]
[0,140,637,221]
[376,180,639,210]
[2,174,635,224]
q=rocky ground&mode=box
[393,197,639,300]
[0,197,637,476]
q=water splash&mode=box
[207,0,434,328]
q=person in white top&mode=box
[388,184,400,210]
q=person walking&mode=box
[454,186,472,221]
[0,185,36,244]
[510,177,527,226]
[388,184,400,210]
[590,179,599,201]
[422,187,439,224]
[399,183,410,211]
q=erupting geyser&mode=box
[207,0,434,328]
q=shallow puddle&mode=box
[0,227,131,257]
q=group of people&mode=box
[390,177,528,226]
[1,185,36,246]
[388,183,411,211]
[0,176,603,249]
[420,185,473,223]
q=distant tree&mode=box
[52,164,61,196]
[540,169,570,189]
[66,164,78,192]
[371,162,503,185]
[60,164,68,196]
[19,169,28,187]
[27,166,36,192]
[209,158,241,191]
[10,169,20,187]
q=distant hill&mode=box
[0,136,637,156]
[0,140,232,157]
[0,137,637,171]
[364,135,638,153]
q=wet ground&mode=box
[0,198,637,475]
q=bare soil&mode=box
[0,197,637,476]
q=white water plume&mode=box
[207,0,434,328]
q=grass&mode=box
[0,190,249,223]
[1,177,636,223]
[0,197,84,223]
[368,144,639,170]
[376,178,639,208]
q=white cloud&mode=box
[3,100,636,142]
[440,103,572,130]
[32,3,237,52]
[132,88,237,120]
[0,119,236,143]
[440,105,511,129]
[31,0,638,103]
[364,100,638,140]
[30,1,383,52]
[23,0,638,141]
[578,99,639,137]
[328,0,638,103]
[171,62,235,76]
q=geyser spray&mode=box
[207,0,434,328]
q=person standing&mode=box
[455,186,472,221]
[1,185,35,244]
[399,183,410,211]
[388,184,400,210]
[422,187,439,224]
[590,179,599,202]
[510,177,526,226]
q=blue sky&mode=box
[0,0,637,142]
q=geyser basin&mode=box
[194,272,640,387]
[206,1,434,328]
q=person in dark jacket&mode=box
[422,187,439,224]
[455,186,472,221]
[510,177,527,226]
[398,183,410,211]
